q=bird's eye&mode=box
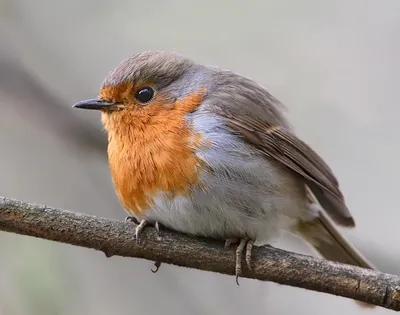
[134,87,154,104]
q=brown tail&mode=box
[296,210,376,308]
[296,211,375,270]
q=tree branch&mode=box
[0,196,399,311]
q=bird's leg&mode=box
[152,221,162,273]
[134,219,148,241]
[225,238,255,285]
[125,216,162,240]
[245,240,254,271]
[125,217,163,273]
[154,221,161,234]
[235,239,247,285]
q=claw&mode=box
[131,219,163,270]
[125,216,139,224]
[153,222,162,271]
[151,261,161,273]
[225,238,255,285]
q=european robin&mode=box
[73,51,375,283]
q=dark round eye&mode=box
[134,87,154,104]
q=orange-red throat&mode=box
[99,85,206,216]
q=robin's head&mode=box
[72,51,208,116]
[73,50,288,132]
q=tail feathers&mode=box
[296,210,376,308]
[296,211,375,270]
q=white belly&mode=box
[141,157,309,244]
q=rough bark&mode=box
[0,196,399,311]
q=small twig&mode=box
[0,196,399,311]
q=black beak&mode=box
[72,98,116,110]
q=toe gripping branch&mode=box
[125,217,254,282]
[125,216,162,273]
[225,238,254,285]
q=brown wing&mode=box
[215,109,354,227]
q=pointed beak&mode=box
[72,98,116,111]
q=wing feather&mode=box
[217,110,354,227]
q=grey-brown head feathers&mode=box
[99,50,290,129]
[101,51,197,89]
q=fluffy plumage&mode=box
[74,51,375,275]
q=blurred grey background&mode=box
[0,0,399,314]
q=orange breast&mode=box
[102,91,205,216]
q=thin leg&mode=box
[245,240,254,271]
[155,221,161,234]
[135,219,148,241]
[235,239,247,285]
[129,218,163,271]
[153,221,162,272]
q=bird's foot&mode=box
[225,238,254,285]
[125,216,163,273]
[125,215,140,224]
[134,219,149,241]
[124,217,162,240]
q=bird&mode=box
[72,50,375,283]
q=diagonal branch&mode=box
[0,196,399,311]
